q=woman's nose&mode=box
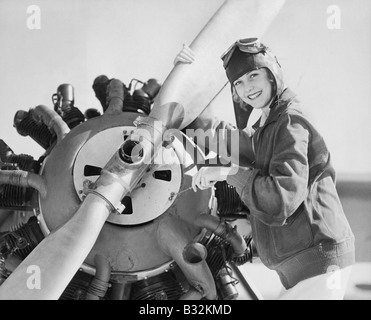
[244,84,254,97]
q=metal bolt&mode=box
[83,179,92,187]
[168,192,176,201]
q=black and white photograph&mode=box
[0,0,370,303]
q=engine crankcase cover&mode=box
[38,112,210,272]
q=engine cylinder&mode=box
[13,110,55,150]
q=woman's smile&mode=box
[247,90,262,100]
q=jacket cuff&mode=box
[226,166,253,196]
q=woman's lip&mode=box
[248,90,262,100]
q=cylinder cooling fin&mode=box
[13,110,55,150]
[0,216,44,260]
[0,144,41,210]
[214,181,250,219]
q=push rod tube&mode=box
[0,169,47,199]
[31,105,70,143]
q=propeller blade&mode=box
[0,194,111,299]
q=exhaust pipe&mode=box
[194,213,247,258]
[85,254,111,300]
[156,217,216,300]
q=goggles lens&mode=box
[221,37,266,68]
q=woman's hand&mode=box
[192,166,232,191]
[173,44,195,66]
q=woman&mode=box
[175,38,355,300]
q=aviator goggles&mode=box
[221,37,267,69]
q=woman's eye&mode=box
[234,80,241,86]
[249,73,258,80]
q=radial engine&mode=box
[0,77,255,300]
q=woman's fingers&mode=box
[182,44,195,57]
[202,173,216,189]
[178,54,193,63]
[174,53,194,64]
[192,169,206,191]
[192,167,218,191]
[174,44,195,65]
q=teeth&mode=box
[248,91,262,100]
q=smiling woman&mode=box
[232,68,274,126]
[177,37,356,299]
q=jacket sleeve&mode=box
[227,114,310,226]
[185,113,255,167]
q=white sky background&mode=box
[0,0,370,178]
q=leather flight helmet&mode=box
[222,38,285,97]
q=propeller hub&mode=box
[72,126,183,225]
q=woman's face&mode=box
[233,68,274,109]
